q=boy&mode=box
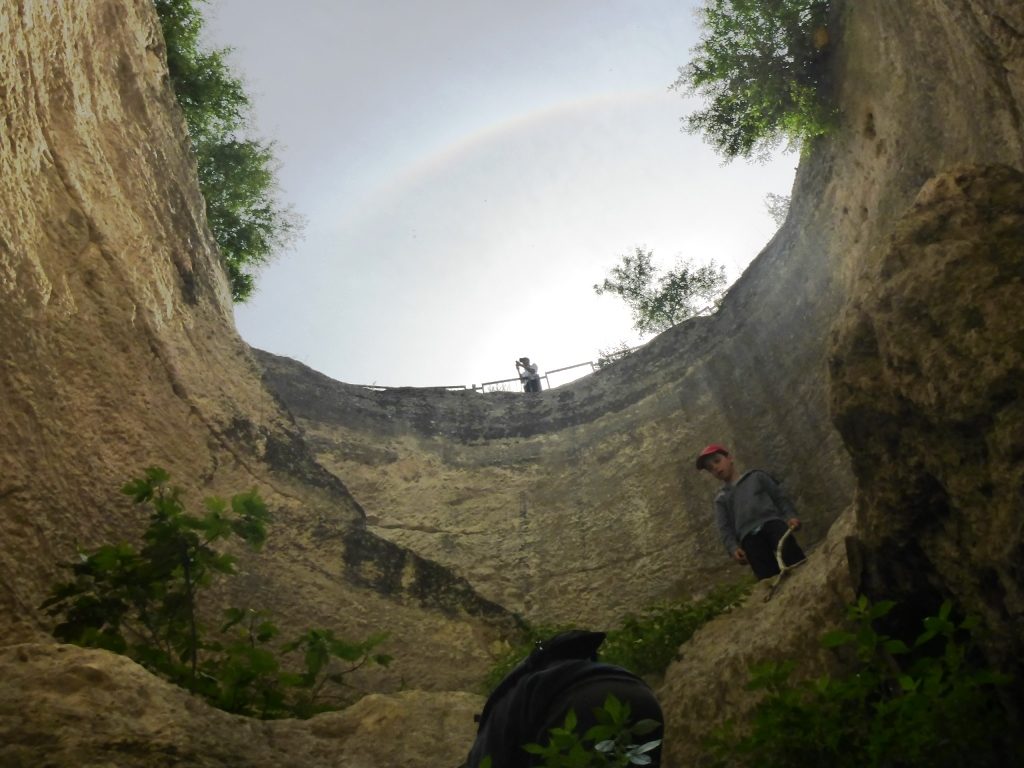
[695,443,805,580]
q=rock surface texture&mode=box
[0,0,513,712]
[0,0,1022,766]
[0,643,482,768]
[830,164,1024,688]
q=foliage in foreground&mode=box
[673,0,834,160]
[706,597,1016,767]
[594,247,728,336]
[483,581,750,693]
[600,581,750,677]
[42,467,389,718]
[522,695,662,767]
[155,0,300,301]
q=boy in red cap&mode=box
[696,444,805,579]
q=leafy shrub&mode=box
[42,467,389,718]
[522,694,662,767]
[600,581,751,677]
[595,342,636,371]
[482,582,750,693]
[154,0,299,301]
[673,0,834,160]
[705,597,1017,767]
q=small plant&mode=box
[523,694,662,767]
[705,597,1016,767]
[764,193,791,228]
[42,467,389,718]
[281,628,393,717]
[673,0,834,161]
[594,247,727,336]
[595,342,635,370]
[600,581,751,677]
[482,583,750,694]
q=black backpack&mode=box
[462,630,662,768]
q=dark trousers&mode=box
[741,519,805,580]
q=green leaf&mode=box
[883,639,909,655]
[563,708,578,733]
[821,630,856,648]
[869,599,896,620]
[632,739,661,754]
[898,675,919,692]
[630,719,661,736]
[603,693,623,722]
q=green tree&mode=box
[42,467,389,718]
[154,0,300,301]
[673,0,833,161]
[594,247,727,335]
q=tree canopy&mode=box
[155,0,300,301]
[673,0,834,161]
[594,248,727,336]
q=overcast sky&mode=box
[204,1,797,388]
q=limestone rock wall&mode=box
[1,0,1023,765]
[0,642,482,768]
[659,1,1024,760]
[0,0,515,700]
[254,0,1024,656]
[830,164,1024,688]
[255,171,857,627]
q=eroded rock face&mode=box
[658,509,858,767]
[830,164,1024,691]
[0,0,515,701]
[1,0,1023,765]
[0,643,482,768]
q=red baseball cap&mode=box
[695,443,729,470]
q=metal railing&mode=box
[350,302,721,393]
[352,345,640,394]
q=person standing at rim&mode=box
[515,357,542,393]
[695,443,806,579]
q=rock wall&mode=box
[659,0,1024,762]
[0,642,482,768]
[255,173,857,626]
[0,0,515,702]
[1,0,1022,766]
[831,164,1024,686]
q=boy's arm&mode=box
[760,472,799,524]
[714,496,741,556]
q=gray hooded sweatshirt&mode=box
[713,469,797,555]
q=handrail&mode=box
[545,361,596,376]
[352,343,644,393]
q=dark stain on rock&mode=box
[342,527,521,630]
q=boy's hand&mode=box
[733,547,747,564]
[787,518,801,530]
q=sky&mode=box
[204,0,798,388]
